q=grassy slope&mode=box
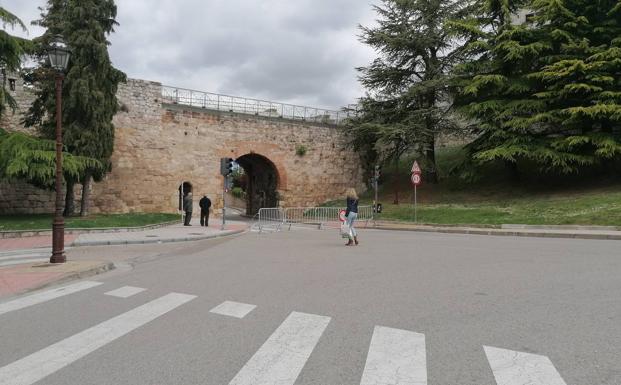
[332,146,621,226]
[0,213,180,231]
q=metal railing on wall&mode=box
[161,85,354,126]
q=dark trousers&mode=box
[200,210,210,226]
[184,211,192,226]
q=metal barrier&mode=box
[254,206,373,233]
[161,85,355,126]
[254,208,285,233]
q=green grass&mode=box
[326,146,621,227]
[0,213,180,232]
[375,191,621,226]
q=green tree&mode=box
[0,7,31,117]
[25,0,126,216]
[353,0,478,188]
[0,127,102,189]
[453,0,621,178]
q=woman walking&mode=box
[345,188,359,246]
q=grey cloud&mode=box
[2,0,376,108]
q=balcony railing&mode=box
[161,85,353,126]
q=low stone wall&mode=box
[0,181,84,215]
[0,181,56,214]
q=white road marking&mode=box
[0,281,103,316]
[0,292,196,385]
[0,253,47,261]
[359,326,427,385]
[104,286,146,298]
[209,301,256,319]
[228,311,331,385]
[484,346,568,385]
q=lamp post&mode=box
[48,36,71,264]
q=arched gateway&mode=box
[235,153,279,215]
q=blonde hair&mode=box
[346,188,358,200]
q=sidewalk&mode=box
[0,218,247,252]
[0,260,113,298]
[0,218,248,299]
[372,221,621,240]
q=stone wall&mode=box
[0,181,55,215]
[1,77,365,214]
[0,72,37,135]
[0,74,50,215]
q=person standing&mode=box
[199,195,212,227]
[345,188,359,246]
[183,192,193,226]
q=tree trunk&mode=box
[393,155,400,205]
[80,171,93,217]
[424,137,439,184]
[63,179,75,217]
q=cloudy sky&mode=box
[3,0,377,109]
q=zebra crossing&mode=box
[0,280,570,385]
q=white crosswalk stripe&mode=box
[228,311,331,385]
[360,326,427,385]
[210,300,257,318]
[0,281,103,316]
[0,292,196,385]
[484,346,568,385]
[104,286,146,298]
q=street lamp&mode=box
[48,36,71,264]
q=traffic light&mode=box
[220,157,233,176]
[374,164,381,180]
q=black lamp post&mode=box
[48,36,71,264]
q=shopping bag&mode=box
[340,223,352,238]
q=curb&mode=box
[0,220,180,239]
[500,224,620,231]
[69,228,247,247]
[370,225,621,241]
[1,261,115,301]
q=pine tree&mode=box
[453,0,621,177]
[354,0,478,188]
[25,0,126,216]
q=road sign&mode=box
[411,173,422,187]
[411,161,421,174]
[339,209,347,222]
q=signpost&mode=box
[411,161,422,223]
[373,165,380,224]
[220,158,233,230]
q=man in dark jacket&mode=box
[199,195,212,227]
[183,192,193,226]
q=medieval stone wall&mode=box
[0,74,55,214]
[0,72,37,135]
[1,77,365,215]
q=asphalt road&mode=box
[1,228,620,385]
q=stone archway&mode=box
[235,153,279,215]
